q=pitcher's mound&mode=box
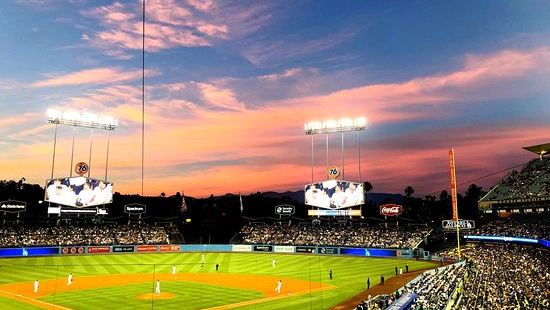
[136,292,176,300]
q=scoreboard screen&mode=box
[45,176,113,207]
[305,180,364,209]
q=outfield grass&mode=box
[0,252,436,309]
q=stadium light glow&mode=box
[47,109,118,130]
[305,117,367,135]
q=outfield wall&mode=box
[0,244,413,258]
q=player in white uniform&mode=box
[275,280,282,294]
[201,253,205,261]
[67,273,73,286]
[272,258,276,267]
[172,265,176,275]
[331,184,346,208]
[33,279,39,293]
[93,181,113,204]
[155,280,160,294]
[77,182,95,206]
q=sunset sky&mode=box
[1,0,550,197]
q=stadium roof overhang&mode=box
[522,142,550,156]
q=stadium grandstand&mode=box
[236,221,431,249]
[479,143,550,212]
[0,221,181,247]
[356,243,549,309]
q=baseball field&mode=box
[0,252,437,309]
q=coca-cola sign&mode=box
[380,204,403,216]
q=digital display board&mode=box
[0,247,59,257]
[308,209,361,216]
[304,180,364,209]
[45,176,113,207]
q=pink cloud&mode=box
[81,0,232,56]
[31,67,156,88]
[4,47,550,197]
[197,82,246,111]
[186,0,216,12]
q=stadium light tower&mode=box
[305,117,367,183]
[47,109,118,131]
[304,117,367,135]
[47,108,118,181]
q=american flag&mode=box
[239,193,243,213]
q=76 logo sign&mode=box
[75,162,89,176]
[327,166,340,179]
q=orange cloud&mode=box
[3,47,550,197]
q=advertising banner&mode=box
[45,176,113,208]
[274,245,295,253]
[274,204,295,215]
[136,245,158,252]
[379,204,404,216]
[87,246,110,254]
[295,246,316,253]
[308,209,361,216]
[365,249,398,257]
[0,200,26,213]
[232,244,252,252]
[442,219,475,230]
[47,206,61,214]
[305,180,364,209]
[339,248,366,256]
[0,247,59,257]
[124,203,146,214]
[317,247,339,255]
[61,246,85,255]
[181,244,232,252]
[253,245,273,252]
[160,245,180,252]
[60,208,102,214]
[112,245,134,253]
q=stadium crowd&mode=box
[355,243,549,309]
[0,222,176,247]
[458,244,550,309]
[472,213,550,240]
[481,156,550,201]
[356,263,466,310]
[239,223,430,249]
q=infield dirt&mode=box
[0,272,334,309]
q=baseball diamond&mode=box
[0,252,436,309]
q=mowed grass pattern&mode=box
[0,252,437,309]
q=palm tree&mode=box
[404,186,414,198]
[363,181,373,193]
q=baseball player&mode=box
[33,279,39,293]
[201,253,205,261]
[172,265,176,275]
[272,258,276,267]
[67,273,73,286]
[155,280,160,295]
[275,280,282,294]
